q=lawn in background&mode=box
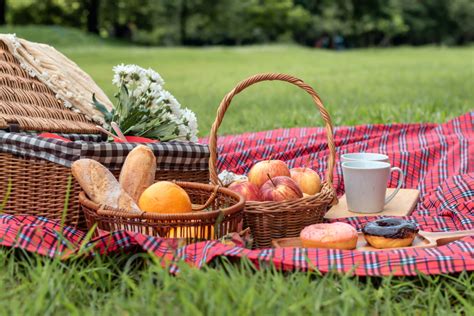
[0,26,472,314]
[67,45,473,137]
[4,26,472,136]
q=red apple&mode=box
[261,176,303,202]
[248,160,290,188]
[228,181,263,201]
[290,167,322,195]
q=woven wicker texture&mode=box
[0,152,84,225]
[0,151,209,229]
[80,181,245,243]
[0,39,210,228]
[208,73,337,248]
[0,40,99,134]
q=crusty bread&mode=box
[119,145,156,202]
[71,159,141,213]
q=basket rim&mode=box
[79,181,245,221]
[244,181,335,208]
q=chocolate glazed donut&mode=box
[362,218,419,249]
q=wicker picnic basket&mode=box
[208,73,337,248]
[0,39,209,229]
[79,181,245,243]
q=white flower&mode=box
[132,86,145,98]
[107,63,199,142]
[145,68,165,86]
[149,82,163,97]
[181,108,198,138]
[161,112,175,122]
[126,71,142,87]
[157,90,181,115]
[112,64,128,75]
[113,64,147,89]
[112,64,129,87]
[188,134,198,142]
[181,108,197,128]
[168,98,182,116]
[112,74,121,87]
[157,90,172,101]
[178,124,189,137]
[132,78,150,97]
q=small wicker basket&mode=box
[79,181,245,243]
[208,73,337,248]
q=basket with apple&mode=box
[208,73,337,248]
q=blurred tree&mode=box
[248,0,295,42]
[350,0,408,46]
[448,0,474,44]
[0,0,6,25]
[397,0,450,45]
[86,0,99,34]
[7,0,82,27]
[178,0,188,44]
[3,0,473,47]
[100,0,162,39]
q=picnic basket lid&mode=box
[0,39,100,134]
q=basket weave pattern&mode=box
[0,41,99,134]
[208,73,337,248]
[0,40,209,228]
[0,151,208,228]
[80,181,245,243]
[0,152,84,225]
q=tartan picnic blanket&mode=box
[0,112,473,276]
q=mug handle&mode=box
[384,167,404,204]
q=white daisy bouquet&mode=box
[93,64,198,142]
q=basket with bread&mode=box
[209,73,337,248]
[0,39,209,229]
[75,145,245,243]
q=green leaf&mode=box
[92,94,113,123]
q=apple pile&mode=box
[228,159,322,202]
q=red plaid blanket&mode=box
[1,112,473,276]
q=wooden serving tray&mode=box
[325,188,420,219]
[272,230,474,251]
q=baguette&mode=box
[119,145,156,202]
[71,159,141,213]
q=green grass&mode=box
[65,45,473,136]
[0,26,473,314]
[2,26,472,136]
[0,251,472,315]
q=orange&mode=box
[138,181,192,214]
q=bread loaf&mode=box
[71,159,141,213]
[119,145,156,202]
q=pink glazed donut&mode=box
[300,222,358,250]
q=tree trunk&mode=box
[179,0,188,45]
[87,0,100,34]
[0,0,6,25]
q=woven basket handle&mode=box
[209,73,336,186]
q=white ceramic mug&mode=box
[341,153,389,164]
[342,161,404,213]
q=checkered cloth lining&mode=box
[0,132,209,171]
[0,112,472,276]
